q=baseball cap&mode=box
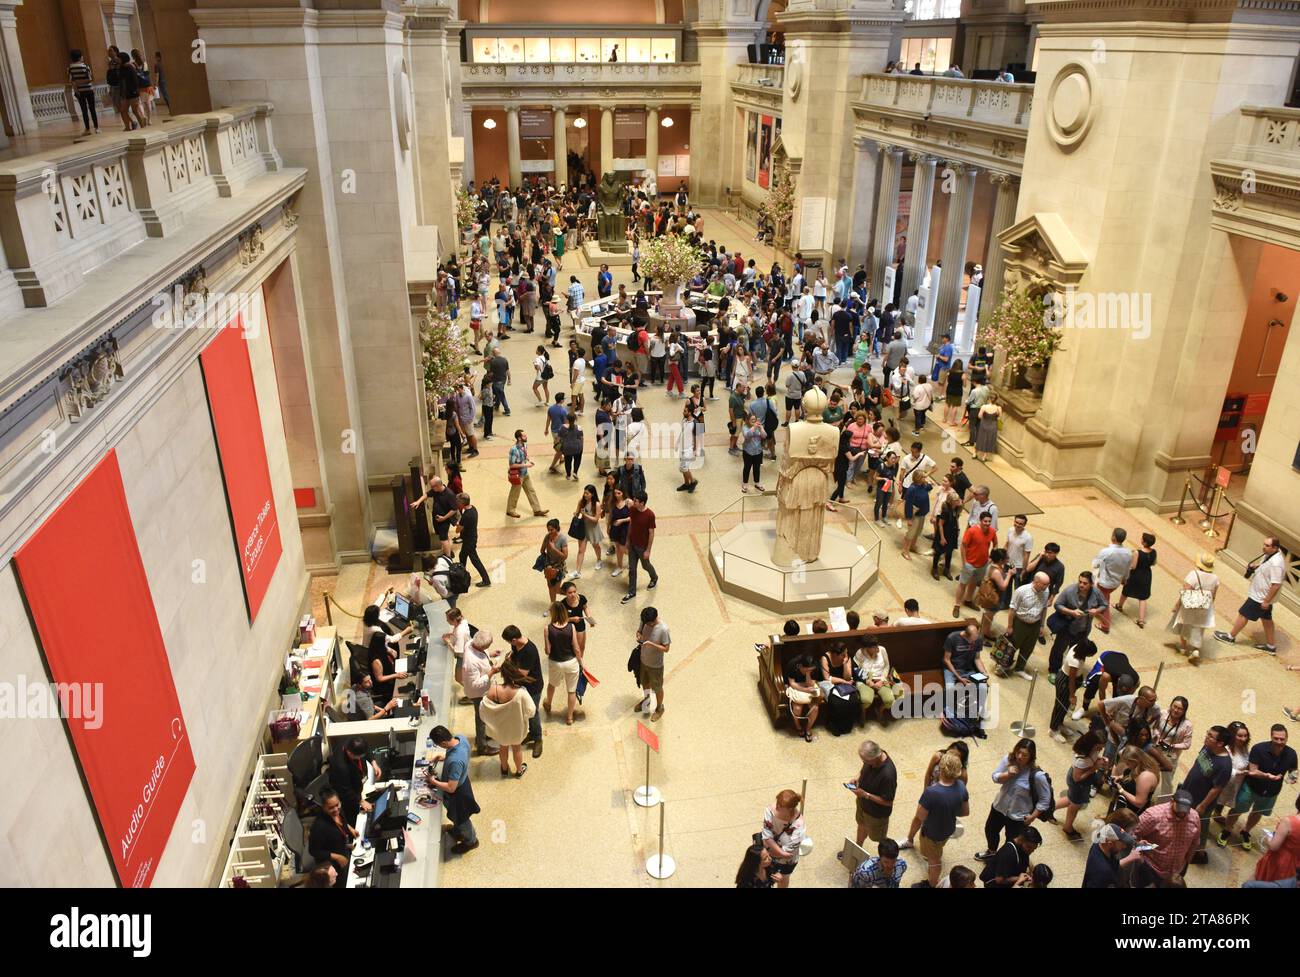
[1099,824,1137,846]
[1173,789,1194,813]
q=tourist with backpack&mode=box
[974,738,1054,864]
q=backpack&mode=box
[444,561,471,595]
[825,685,860,736]
[939,714,982,737]
[762,399,779,437]
[541,361,554,381]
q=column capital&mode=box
[939,160,978,177]
[908,151,937,165]
[990,171,1020,188]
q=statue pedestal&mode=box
[581,241,634,266]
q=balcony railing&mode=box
[30,84,114,126]
[858,73,1034,130]
[0,103,280,309]
[733,63,784,90]
[461,61,700,85]
[1230,105,1300,161]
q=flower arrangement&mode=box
[757,162,795,234]
[455,186,477,244]
[983,285,1063,374]
[419,305,472,415]
[637,232,705,288]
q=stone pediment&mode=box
[996,213,1089,297]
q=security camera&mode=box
[1274,290,1289,303]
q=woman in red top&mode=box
[1244,794,1300,887]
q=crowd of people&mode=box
[344,175,1300,889]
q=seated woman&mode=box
[853,636,902,717]
[785,654,822,744]
[307,787,357,888]
[818,642,855,700]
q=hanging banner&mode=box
[200,315,283,622]
[519,109,552,139]
[758,115,773,188]
[614,108,646,140]
[14,451,195,888]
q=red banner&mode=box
[200,316,282,621]
[14,451,195,887]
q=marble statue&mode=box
[596,171,628,253]
[772,387,838,566]
[641,168,657,199]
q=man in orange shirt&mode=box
[954,511,998,618]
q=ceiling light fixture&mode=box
[574,117,587,128]
[661,116,674,127]
[483,117,497,129]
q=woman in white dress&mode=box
[532,346,551,405]
[480,658,537,778]
[1171,551,1219,663]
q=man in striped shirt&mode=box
[68,49,99,134]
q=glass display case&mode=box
[470,35,679,65]
[524,37,550,63]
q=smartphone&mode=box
[361,838,373,850]
[1134,842,1158,852]
[407,812,423,826]
[843,782,856,791]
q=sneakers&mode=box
[651,706,664,721]
[474,581,492,588]
[1071,707,1085,721]
[566,570,580,580]
[1213,630,1236,644]
[1286,708,1299,722]
[621,593,635,604]
[898,839,915,850]
[1016,670,1034,682]
[1254,643,1277,654]
[1050,730,1069,744]
[611,568,623,578]
[973,850,996,862]
[1216,831,1230,848]
[648,578,658,589]
[1240,832,1254,851]
[594,561,604,571]
[687,481,698,493]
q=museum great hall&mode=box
[0,0,1298,892]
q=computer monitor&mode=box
[394,593,410,619]
[371,784,391,829]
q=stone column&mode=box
[0,1,37,137]
[405,3,457,235]
[868,142,904,303]
[600,104,614,177]
[645,104,660,184]
[553,106,567,185]
[978,172,1020,328]
[461,105,475,185]
[928,162,978,350]
[101,0,139,53]
[899,153,936,304]
[506,105,522,188]
[692,22,758,205]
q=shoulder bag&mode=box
[1179,571,1212,611]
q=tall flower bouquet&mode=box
[757,163,795,246]
[420,305,472,417]
[983,285,1063,381]
[638,233,705,314]
[455,185,477,249]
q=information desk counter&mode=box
[756,618,978,727]
[334,597,456,888]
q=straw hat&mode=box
[1195,552,1215,572]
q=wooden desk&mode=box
[756,619,977,727]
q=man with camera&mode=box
[1215,536,1285,654]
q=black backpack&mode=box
[541,361,554,381]
[762,399,779,437]
[825,685,860,736]
[445,561,471,595]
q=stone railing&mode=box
[30,84,115,126]
[733,63,784,90]
[0,103,280,309]
[461,61,700,86]
[858,73,1033,130]
[1227,105,1300,163]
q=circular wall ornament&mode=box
[1045,61,1097,149]
[395,59,414,152]
[787,41,804,103]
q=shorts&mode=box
[548,656,580,693]
[1066,770,1094,806]
[571,383,582,397]
[917,832,947,866]
[640,663,664,695]
[1231,782,1279,817]
[433,520,451,541]
[785,396,801,412]
[771,859,798,877]
[959,562,989,585]
[855,802,890,842]
[1239,598,1273,622]
[552,434,563,452]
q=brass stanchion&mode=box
[1202,484,1225,537]
[1169,477,1191,525]
[323,593,333,626]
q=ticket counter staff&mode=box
[308,788,357,888]
[362,605,413,651]
[368,630,409,709]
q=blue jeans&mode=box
[944,668,984,720]
[526,685,542,743]
[836,336,852,362]
[492,381,510,414]
[1241,876,1297,888]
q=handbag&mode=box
[1179,571,1212,611]
[1045,610,1069,635]
[976,575,1001,610]
[567,514,586,541]
[786,686,814,705]
[508,470,522,486]
[991,634,1017,670]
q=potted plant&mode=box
[637,232,704,319]
[983,285,1063,394]
[419,304,473,445]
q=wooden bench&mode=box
[755,619,978,728]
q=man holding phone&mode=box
[848,740,897,848]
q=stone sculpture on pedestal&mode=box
[773,387,837,565]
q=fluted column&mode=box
[553,106,567,186]
[979,172,1020,330]
[506,106,522,188]
[0,2,36,136]
[898,153,937,306]
[928,162,978,351]
[645,105,660,186]
[600,104,614,177]
[462,106,475,185]
[868,142,904,304]
[688,105,701,191]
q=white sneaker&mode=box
[1051,730,1069,744]
[567,570,581,580]
[594,561,604,571]
[611,568,623,578]
[1016,670,1034,682]
[1071,707,1084,721]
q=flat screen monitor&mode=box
[371,784,391,829]
[394,594,410,619]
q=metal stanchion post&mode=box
[633,739,661,807]
[645,801,676,879]
[1010,668,1038,738]
[1203,484,1225,538]
[323,593,333,626]
[1169,477,1190,525]
[1152,661,1165,695]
